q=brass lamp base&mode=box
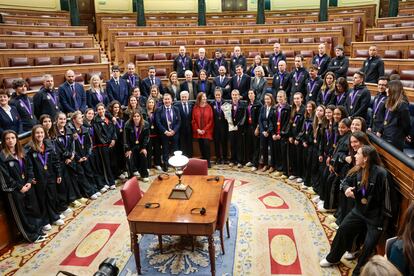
[168,184,193,200]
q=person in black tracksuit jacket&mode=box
[271,60,292,100]
[305,66,323,104]
[360,45,384,84]
[124,111,150,179]
[331,77,349,107]
[210,88,229,164]
[244,90,262,169]
[368,77,388,134]
[228,90,246,166]
[92,103,117,187]
[317,72,336,106]
[321,145,391,276]
[327,45,349,79]
[9,79,37,132]
[377,80,412,151]
[288,93,305,180]
[289,55,309,102]
[312,43,331,78]
[108,101,127,178]
[345,71,371,120]
[271,90,291,176]
[173,46,193,78]
[298,101,316,187]
[145,98,162,170]
[258,93,276,171]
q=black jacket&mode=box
[258,105,275,133]
[173,54,193,78]
[124,120,150,152]
[345,83,371,119]
[369,92,387,133]
[272,104,291,138]
[305,77,323,103]
[289,105,305,140]
[194,58,211,77]
[289,68,309,101]
[272,71,292,96]
[229,55,247,76]
[33,87,61,119]
[312,54,331,77]
[327,55,349,79]
[245,101,261,128]
[10,94,37,132]
[268,52,287,76]
[210,58,228,77]
[360,56,385,84]
[92,115,117,145]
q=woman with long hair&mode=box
[196,69,214,99]
[320,145,391,275]
[125,96,143,122]
[149,84,163,108]
[378,80,411,151]
[0,130,45,243]
[108,100,127,179]
[146,98,162,171]
[165,71,181,101]
[388,203,414,275]
[317,71,336,106]
[86,74,109,109]
[192,92,214,167]
[331,77,349,106]
[247,55,269,77]
[131,86,148,109]
[26,125,65,231]
[244,89,262,171]
[0,89,22,137]
[124,110,150,181]
[39,114,55,139]
[228,89,246,168]
[258,93,275,172]
[288,92,305,183]
[250,66,268,103]
[351,117,367,133]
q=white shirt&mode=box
[1,105,13,120]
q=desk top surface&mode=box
[128,175,223,225]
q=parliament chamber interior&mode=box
[0,0,414,275]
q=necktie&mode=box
[151,78,154,85]
[184,103,188,115]
[220,76,223,84]
[167,108,172,121]
[237,76,241,87]
[115,80,119,86]
[71,84,76,97]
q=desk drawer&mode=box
[137,223,187,235]
[188,224,215,235]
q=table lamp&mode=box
[168,151,193,199]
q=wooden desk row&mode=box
[376,15,414,28]
[0,24,89,36]
[365,26,414,41]
[351,40,414,59]
[0,35,95,49]
[0,8,69,18]
[398,7,414,16]
[0,48,102,68]
[2,14,71,26]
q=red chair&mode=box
[121,177,162,252]
[183,158,208,175]
[216,180,235,254]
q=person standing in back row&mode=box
[360,45,384,84]
[173,46,193,78]
[327,45,349,79]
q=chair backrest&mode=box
[183,158,208,175]
[216,180,235,229]
[120,177,143,215]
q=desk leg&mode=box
[208,235,216,276]
[132,231,141,275]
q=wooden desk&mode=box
[127,175,223,275]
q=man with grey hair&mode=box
[268,42,287,77]
[58,69,87,113]
[174,90,193,157]
[33,74,61,119]
[180,70,197,100]
[229,46,246,76]
[312,43,331,77]
[173,45,192,78]
[194,48,211,77]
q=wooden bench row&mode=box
[0,48,102,68]
[0,35,95,49]
[398,7,414,16]
[0,8,69,18]
[351,40,414,59]
[376,15,414,28]
[1,14,71,26]
[365,26,414,41]
[0,24,89,36]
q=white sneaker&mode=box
[104,185,110,189]
[228,162,234,167]
[53,219,64,226]
[343,251,357,260]
[237,163,243,168]
[109,185,116,190]
[78,198,88,204]
[317,200,324,207]
[119,174,126,180]
[133,171,140,176]
[71,200,82,208]
[155,165,162,172]
[301,183,308,190]
[288,175,297,180]
[34,235,46,244]
[245,162,253,167]
[329,222,339,230]
[320,258,338,267]
[141,177,149,182]
[312,196,320,203]
[59,214,65,219]
[251,166,257,172]
[296,178,303,183]
[62,208,72,216]
[100,187,107,193]
[90,194,98,200]
[43,224,52,231]
[95,192,102,197]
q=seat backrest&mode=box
[31,31,45,36]
[127,41,140,47]
[143,41,156,46]
[153,53,167,60]
[216,180,235,229]
[79,55,96,64]
[302,37,314,43]
[48,32,60,36]
[52,42,66,48]
[34,43,49,49]
[212,30,222,35]
[120,177,143,215]
[267,38,280,44]
[194,40,206,45]
[300,50,314,57]
[409,50,414,59]
[384,50,402,59]
[12,42,29,49]
[287,37,300,43]
[248,51,261,58]
[355,49,369,58]
[71,42,85,48]
[258,29,268,33]
[159,40,171,46]
[175,40,187,46]
[10,57,29,67]
[319,36,332,44]
[35,57,52,66]
[183,158,208,175]
[155,68,167,77]
[135,54,150,61]
[249,38,261,44]
[400,70,414,80]
[373,35,388,41]
[60,56,76,64]
[63,32,75,36]
[284,50,295,57]
[389,34,408,41]
[11,31,25,35]
[214,39,226,45]
[26,76,44,90]
[228,39,240,44]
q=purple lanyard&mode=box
[180,56,186,67]
[134,126,141,141]
[336,93,345,104]
[215,58,222,67]
[350,89,361,107]
[316,56,324,67]
[78,133,85,147]
[273,55,280,65]
[277,105,284,122]
[294,72,303,84]
[384,109,391,123]
[322,89,331,103]
[19,98,32,115]
[373,96,386,117]
[325,129,331,142]
[116,119,124,130]
[201,81,205,92]
[232,103,238,119]
[128,75,135,87]
[308,80,316,93]
[48,92,57,105]
[17,158,24,175]
[278,72,285,84]
[89,127,94,138]
[166,108,172,122]
[149,113,154,123]
[305,121,312,132]
[96,91,103,102]
[293,114,300,125]
[247,104,252,117]
[333,132,338,145]
[198,59,205,69]
[38,151,48,168]
[215,101,221,113]
[61,135,68,147]
[361,186,366,197]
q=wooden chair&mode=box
[183,158,208,175]
[216,180,235,254]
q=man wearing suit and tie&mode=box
[173,46,193,78]
[122,62,141,92]
[175,91,193,157]
[229,46,247,76]
[141,66,164,98]
[210,48,228,77]
[180,70,198,100]
[156,93,181,171]
[33,74,61,119]
[107,65,130,108]
[58,70,87,113]
[231,65,251,99]
[213,65,232,99]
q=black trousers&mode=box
[77,161,99,197]
[180,130,193,158]
[198,138,211,162]
[96,146,115,186]
[34,181,60,224]
[303,144,316,187]
[326,210,383,275]
[88,151,107,189]
[245,124,259,167]
[57,163,80,208]
[229,129,243,164]
[272,138,288,174]
[161,134,179,165]
[214,122,228,161]
[259,134,272,166]
[288,142,303,177]
[131,148,149,178]
[147,135,162,167]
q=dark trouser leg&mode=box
[245,126,254,163]
[198,139,210,162]
[229,131,237,163]
[134,149,149,178]
[222,126,229,160]
[46,182,60,223]
[161,136,170,165]
[153,137,162,166]
[303,145,313,186]
[280,139,288,175]
[296,144,303,177]
[353,224,383,275]
[259,135,269,165]
[252,135,260,167]
[288,142,296,175]
[100,146,115,185]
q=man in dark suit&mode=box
[268,43,287,77]
[121,62,141,92]
[174,90,193,157]
[33,74,61,119]
[271,60,291,98]
[173,46,193,78]
[312,43,331,78]
[180,70,198,100]
[107,65,129,107]
[229,46,247,76]
[210,48,228,77]
[155,93,181,171]
[230,65,251,99]
[58,70,87,113]
[140,66,164,97]
[194,48,211,77]
[360,45,385,84]
[213,65,232,99]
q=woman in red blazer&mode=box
[192,92,214,168]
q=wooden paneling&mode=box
[0,24,88,36]
[351,40,414,59]
[2,14,70,26]
[0,35,95,49]
[365,26,414,41]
